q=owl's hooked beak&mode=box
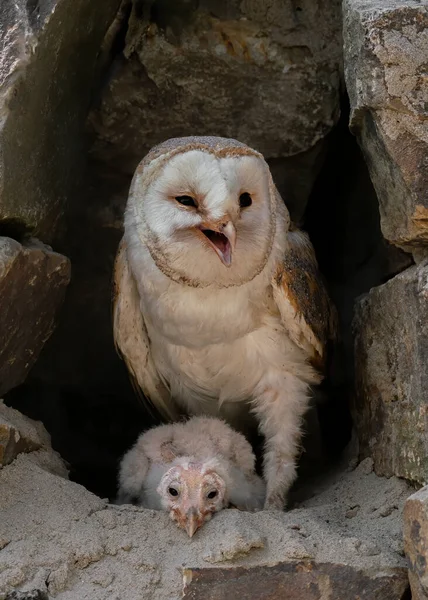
[199,220,236,267]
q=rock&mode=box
[0,438,410,599]
[404,486,428,600]
[182,562,408,599]
[343,0,428,250]
[86,0,341,224]
[0,0,121,241]
[5,591,48,600]
[90,0,341,170]
[0,237,70,397]
[0,401,51,467]
[353,261,428,484]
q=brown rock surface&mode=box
[343,0,428,249]
[0,237,70,397]
[404,486,428,600]
[354,261,428,485]
[90,0,341,172]
[0,0,121,240]
[183,562,408,600]
[0,401,51,467]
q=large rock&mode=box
[343,0,428,250]
[91,0,341,165]
[0,400,65,473]
[353,261,428,485]
[0,0,121,241]
[0,401,49,467]
[0,447,410,599]
[404,486,428,600]
[183,562,407,599]
[88,0,341,215]
[0,237,70,397]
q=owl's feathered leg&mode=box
[252,372,312,510]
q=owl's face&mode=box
[157,459,227,537]
[131,150,278,287]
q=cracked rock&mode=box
[354,262,428,485]
[343,0,428,249]
[0,0,121,240]
[0,238,70,397]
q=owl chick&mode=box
[113,136,336,510]
[117,417,265,537]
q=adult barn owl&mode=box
[113,136,336,510]
[117,416,265,537]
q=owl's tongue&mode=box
[202,229,232,266]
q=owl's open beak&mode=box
[200,221,236,267]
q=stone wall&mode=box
[1,0,428,597]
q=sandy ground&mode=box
[0,403,412,600]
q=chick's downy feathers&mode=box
[117,417,265,536]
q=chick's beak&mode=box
[184,509,203,538]
[200,220,237,267]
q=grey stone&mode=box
[404,486,428,600]
[0,237,70,397]
[0,0,121,241]
[0,401,51,467]
[88,0,341,213]
[343,0,428,249]
[353,261,428,485]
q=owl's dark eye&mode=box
[207,490,218,499]
[239,192,252,208]
[168,487,179,497]
[175,195,197,207]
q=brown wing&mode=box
[272,227,337,371]
[112,237,179,421]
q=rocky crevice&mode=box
[0,0,427,598]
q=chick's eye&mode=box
[207,490,218,499]
[239,192,252,208]
[168,487,179,497]
[175,195,197,207]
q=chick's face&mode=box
[157,460,227,537]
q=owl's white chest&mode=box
[134,261,300,427]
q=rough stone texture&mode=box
[343,0,428,250]
[183,562,408,599]
[404,486,428,600]
[90,0,341,171]
[0,0,121,241]
[85,0,341,228]
[0,434,411,600]
[354,260,428,485]
[0,401,52,467]
[0,237,70,397]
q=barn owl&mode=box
[117,416,265,537]
[113,136,336,510]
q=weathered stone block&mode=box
[343,0,428,249]
[0,400,51,467]
[89,0,341,172]
[404,486,428,600]
[0,237,70,397]
[353,261,428,484]
[183,562,408,600]
[0,0,121,240]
